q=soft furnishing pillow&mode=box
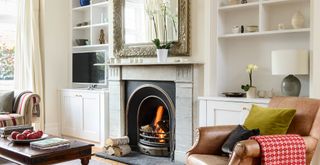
[0,90,14,113]
[244,104,296,135]
[221,125,260,154]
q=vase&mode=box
[291,11,305,29]
[246,87,257,98]
[80,0,90,6]
[156,49,168,63]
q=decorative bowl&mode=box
[222,92,246,97]
[75,39,89,46]
[245,26,259,33]
[8,134,48,144]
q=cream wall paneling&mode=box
[213,0,311,97]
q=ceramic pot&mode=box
[246,87,257,98]
[156,49,168,63]
[291,11,305,29]
[80,0,90,6]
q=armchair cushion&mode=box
[244,104,296,135]
[187,154,228,165]
[0,91,14,113]
[221,125,260,154]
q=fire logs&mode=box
[105,136,131,157]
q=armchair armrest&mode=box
[228,136,317,165]
[15,93,41,125]
[187,125,237,156]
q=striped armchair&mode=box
[0,92,40,127]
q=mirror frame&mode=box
[113,0,190,57]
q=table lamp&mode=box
[271,49,309,96]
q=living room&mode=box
[0,0,320,164]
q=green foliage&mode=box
[0,43,14,80]
[241,84,250,92]
[152,38,174,49]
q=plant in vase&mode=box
[148,3,174,63]
[241,64,258,98]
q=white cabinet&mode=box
[60,89,108,146]
[199,97,270,127]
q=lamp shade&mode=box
[271,49,309,75]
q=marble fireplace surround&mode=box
[108,62,202,163]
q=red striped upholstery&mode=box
[0,114,24,127]
[0,92,41,128]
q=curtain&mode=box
[15,0,44,130]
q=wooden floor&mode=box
[92,147,127,165]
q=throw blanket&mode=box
[250,134,306,165]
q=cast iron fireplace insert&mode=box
[125,81,175,159]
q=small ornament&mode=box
[241,0,247,4]
[99,29,105,44]
[291,11,305,29]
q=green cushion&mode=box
[0,91,14,113]
[243,104,296,135]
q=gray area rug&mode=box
[96,151,184,165]
[0,158,109,165]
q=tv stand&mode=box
[59,88,109,147]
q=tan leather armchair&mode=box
[187,97,320,165]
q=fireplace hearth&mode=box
[125,81,175,158]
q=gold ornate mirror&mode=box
[113,0,190,57]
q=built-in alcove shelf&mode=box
[71,0,109,51]
[219,28,310,38]
[213,0,311,97]
[72,44,109,49]
[218,0,310,36]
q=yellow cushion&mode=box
[244,104,296,135]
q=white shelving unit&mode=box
[218,0,310,37]
[72,0,109,50]
[214,0,311,96]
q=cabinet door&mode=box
[80,93,100,142]
[206,101,269,126]
[61,92,82,137]
[206,101,243,126]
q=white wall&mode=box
[310,0,320,164]
[40,0,70,135]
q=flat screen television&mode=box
[72,51,106,84]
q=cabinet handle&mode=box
[75,94,82,97]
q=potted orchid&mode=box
[241,64,258,98]
[148,3,174,63]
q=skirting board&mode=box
[174,150,187,163]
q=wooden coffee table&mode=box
[0,136,94,165]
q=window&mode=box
[0,0,17,89]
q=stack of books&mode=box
[30,138,70,150]
[0,125,33,137]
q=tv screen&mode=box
[72,51,106,84]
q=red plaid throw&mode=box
[250,134,306,165]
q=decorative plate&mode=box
[222,92,246,97]
[7,134,48,144]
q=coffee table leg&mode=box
[81,157,91,165]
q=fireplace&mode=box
[125,81,175,158]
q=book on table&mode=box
[30,138,70,150]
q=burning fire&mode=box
[154,106,165,143]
